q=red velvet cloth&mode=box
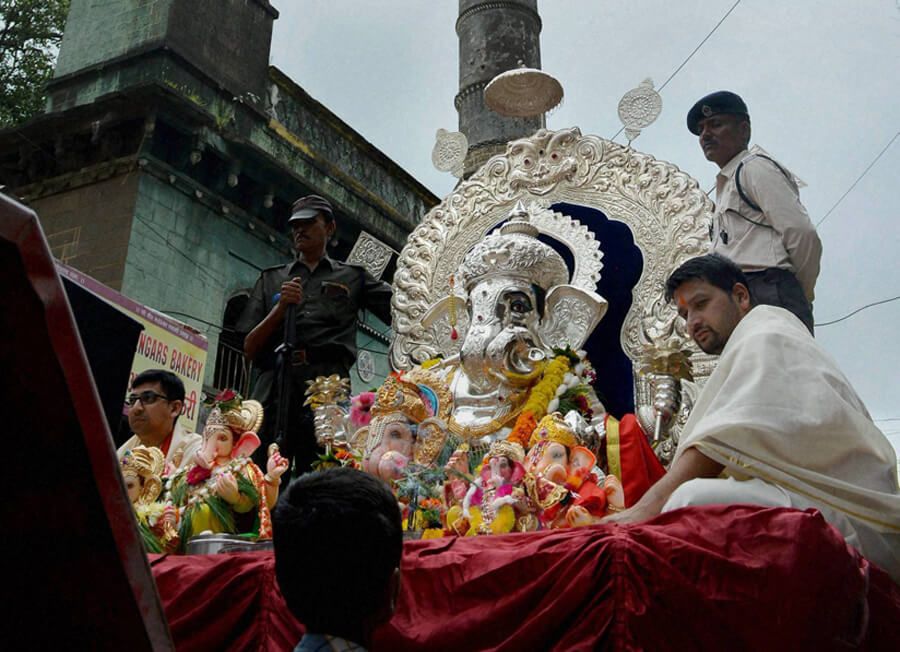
[615,414,667,508]
[151,552,304,651]
[151,506,900,651]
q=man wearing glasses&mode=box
[116,369,202,473]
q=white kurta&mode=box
[671,306,900,580]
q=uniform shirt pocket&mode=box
[718,191,757,243]
[321,281,350,296]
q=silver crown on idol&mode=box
[455,201,569,294]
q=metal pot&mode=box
[185,533,273,555]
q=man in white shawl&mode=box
[604,254,900,582]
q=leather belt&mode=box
[289,346,348,367]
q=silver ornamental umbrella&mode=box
[484,65,564,118]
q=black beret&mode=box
[289,194,334,223]
[686,91,749,135]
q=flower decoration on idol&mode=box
[506,346,594,448]
[507,354,569,448]
[395,463,447,538]
[349,391,376,430]
[312,445,361,472]
[557,386,594,422]
[203,388,242,413]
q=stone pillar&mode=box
[456,0,543,178]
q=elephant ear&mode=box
[232,431,261,459]
[421,296,470,357]
[539,285,608,351]
[349,426,369,455]
[570,446,597,473]
[412,418,449,466]
[364,420,387,459]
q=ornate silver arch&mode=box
[391,127,715,448]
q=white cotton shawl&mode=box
[674,306,900,533]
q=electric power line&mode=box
[816,131,900,228]
[135,214,226,289]
[815,294,900,327]
[656,0,741,95]
[611,0,742,142]
[161,310,223,332]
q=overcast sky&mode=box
[270,1,900,448]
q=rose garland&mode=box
[507,355,571,447]
[203,388,242,413]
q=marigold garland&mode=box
[507,355,571,447]
[508,412,537,448]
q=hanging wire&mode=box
[816,131,899,228]
[135,214,226,289]
[815,294,900,327]
[610,0,742,142]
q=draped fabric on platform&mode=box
[151,505,900,651]
[606,413,666,507]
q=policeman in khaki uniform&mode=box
[237,195,392,476]
[687,91,822,333]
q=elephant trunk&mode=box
[485,326,544,382]
[459,324,498,394]
[461,325,544,394]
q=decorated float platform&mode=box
[151,505,900,651]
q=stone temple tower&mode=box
[456,0,544,177]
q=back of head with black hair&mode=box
[665,253,753,303]
[272,468,402,636]
[130,369,186,403]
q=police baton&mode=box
[273,299,298,453]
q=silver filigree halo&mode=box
[390,126,714,455]
[617,79,662,145]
